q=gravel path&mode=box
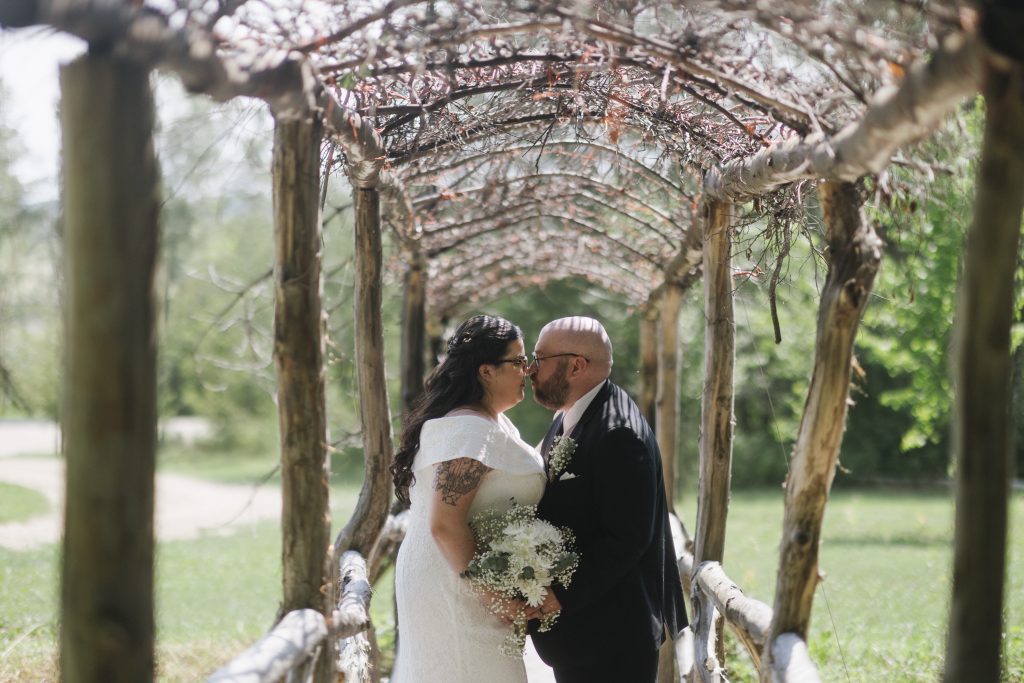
[0,456,282,551]
[0,418,279,549]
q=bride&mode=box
[390,315,546,682]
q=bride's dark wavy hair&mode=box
[391,314,523,504]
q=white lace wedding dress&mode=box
[392,413,545,683]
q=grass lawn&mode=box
[1,463,1021,681]
[0,483,48,524]
[697,488,1024,682]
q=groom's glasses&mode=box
[494,355,530,371]
[528,352,587,370]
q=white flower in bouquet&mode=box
[461,503,579,657]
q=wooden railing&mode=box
[670,516,820,682]
[209,508,821,683]
[208,551,373,683]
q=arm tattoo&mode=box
[433,458,490,506]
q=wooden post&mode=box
[943,47,1024,683]
[272,113,334,682]
[654,284,683,683]
[693,199,736,681]
[59,53,159,683]
[695,199,736,564]
[274,112,331,614]
[336,187,394,560]
[762,182,881,680]
[400,248,427,417]
[656,283,683,508]
[639,302,659,429]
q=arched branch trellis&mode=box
[4,2,1022,682]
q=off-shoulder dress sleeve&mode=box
[413,415,541,475]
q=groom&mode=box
[528,316,687,683]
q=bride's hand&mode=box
[479,589,526,624]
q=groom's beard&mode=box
[531,361,570,410]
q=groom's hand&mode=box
[535,588,562,619]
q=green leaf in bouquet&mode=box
[481,553,510,574]
[552,552,578,576]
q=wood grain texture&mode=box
[657,283,684,507]
[944,50,1024,683]
[763,182,881,680]
[336,188,394,562]
[59,53,159,683]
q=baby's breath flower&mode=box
[461,502,579,657]
[548,436,576,482]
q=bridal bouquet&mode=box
[461,503,579,656]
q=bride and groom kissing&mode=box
[390,315,687,683]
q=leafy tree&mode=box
[0,75,60,417]
[855,103,981,473]
[673,218,823,490]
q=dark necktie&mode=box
[540,414,565,469]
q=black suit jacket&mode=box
[531,380,687,667]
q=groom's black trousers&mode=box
[550,647,659,683]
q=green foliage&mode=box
[675,224,823,489]
[0,76,60,417]
[153,83,278,422]
[857,103,978,460]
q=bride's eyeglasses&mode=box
[494,355,530,371]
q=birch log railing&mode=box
[208,551,373,683]
[672,521,819,683]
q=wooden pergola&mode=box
[1,1,1021,681]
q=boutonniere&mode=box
[548,436,577,482]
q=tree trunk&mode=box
[695,199,735,563]
[336,188,394,559]
[400,249,427,417]
[693,199,735,681]
[763,182,881,680]
[656,283,683,508]
[59,53,159,683]
[943,49,1024,683]
[655,284,683,683]
[640,303,659,429]
[272,113,335,682]
[427,313,446,369]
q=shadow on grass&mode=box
[824,532,952,548]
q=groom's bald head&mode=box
[530,317,613,410]
[539,317,613,371]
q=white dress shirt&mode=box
[561,380,604,437]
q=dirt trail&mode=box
[0,456,281,551]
